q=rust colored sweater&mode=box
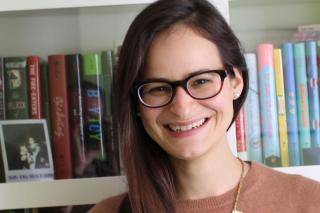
[88,162,320,213]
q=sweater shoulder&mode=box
[88,193,127,213]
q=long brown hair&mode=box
[114,0,249,212]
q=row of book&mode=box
[0,49,121,184]
[236,40,320,167]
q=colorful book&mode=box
[82,53,107,176]
[293,42,311,164]
[4,57,29,119]
[282,42,301,166]
[48,55,73,179]
[257,43,281,167]
[305,41,320,147]
[65,54,86,177]
[235,107,248,161]
[27,56,43,119]
[274,48,289,167]
[243,53,263,163]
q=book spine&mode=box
[258,43,281,167]
[101,50,120,175]
[282,42,301,166]
[305,41,320,147]
[243,53,263,163]
[27,56,43,119]
[40,64,51,134]
[4,57,29,119]
[0,57,5,120]
[82,53,106,162]
[66,54,86,177]
[274,48,289,167]
[48,55,72,179]
[293,42,311,164]
[235,107,248,161]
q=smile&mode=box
[168,118,207,132]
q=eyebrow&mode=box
[143,68,220,82]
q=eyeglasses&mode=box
[134,69,229,108]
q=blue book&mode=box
[305,41,320,147]
[293,42,311,164]
[282,43,301,166]
[244,53,263,163]
[258,44,281,167]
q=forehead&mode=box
[144,25,223,80]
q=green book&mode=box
[40,64,51,135]
[4,57,29,119]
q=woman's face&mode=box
[139,25,243,161]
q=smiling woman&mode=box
[88,0,320,213]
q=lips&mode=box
[167,118,207,132]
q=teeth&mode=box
[169,118,206,132]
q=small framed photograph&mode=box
[0,119,54,182]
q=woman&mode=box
[89,0,320,212]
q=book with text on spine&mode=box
[274,48,289,167]
[244,53,263,163]
[258,43,281,167]
[305,41,320,147]
[48,54,73,179]
[235,106,248,161]
[293,42,311,165]
[282,42,300,166]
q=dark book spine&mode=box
[27,56,43,119]
[0,57,5,120]
[48,55,72,179]
[101,50,120,175]
[66,54,86,177]
[4,57,29,119]
[82,53,108,176]
[40,64,51,135]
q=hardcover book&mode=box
[244,53,263,163]
[258,43,281,167]
[235,107,248,161]
[274,48,289,167]
[4,57,29,119]
[293,42,311,164]
[282,42,300,166]
[48,55,73,179]
[27,56,43,119]
[305,41,320,147]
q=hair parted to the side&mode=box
[114,0,249,212]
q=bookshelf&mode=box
[0,0,319,210]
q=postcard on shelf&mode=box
[0,119,54,182]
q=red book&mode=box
[48,55,72,179]
[27,56,43,119]
[235,107,248,161]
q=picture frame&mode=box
[0,119,54,182]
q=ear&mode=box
[230,67,244,100]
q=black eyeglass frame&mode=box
[133,68,231,108]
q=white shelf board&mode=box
[0,0,155,12]
[0,176,127,210]
[275,165,320,182]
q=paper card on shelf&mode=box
[0,119,54,182]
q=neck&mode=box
[171,137,245,200]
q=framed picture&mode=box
[0,119,54,182]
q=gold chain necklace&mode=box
[232,158,245,213]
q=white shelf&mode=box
[0,176,127,210]
[0,0,155,12]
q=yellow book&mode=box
[274,48,289,167]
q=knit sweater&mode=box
[88,162,320,213]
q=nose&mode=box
[169,86,195,118]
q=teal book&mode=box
[4,57,29,119]
[293,42,311,164]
